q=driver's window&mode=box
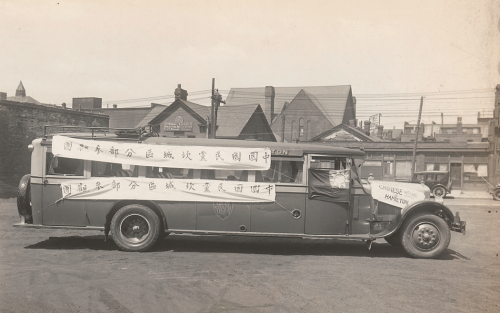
[310,156,351,189]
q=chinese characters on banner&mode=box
[370,181,426,209]
[52,136,272,170]
[60,178,276,203]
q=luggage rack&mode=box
[43,124,159,141]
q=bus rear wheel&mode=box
[110,204,161,252]
[401,213,450,259]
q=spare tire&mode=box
[17,174,32,223]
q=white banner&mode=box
[52,136,272,170]
[370,181,426,209]
[60,178,276,203]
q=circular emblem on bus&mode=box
[213,202,233,220]
[175,116,184,123]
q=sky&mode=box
[1,0,499,129]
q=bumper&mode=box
[451,221,466,233]
[450,211,466,233]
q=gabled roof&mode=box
[225,85,353,125]
[136,99,210,128]
[311,123,385,142]
[216,104,259,137]
[135,105,170,128]
[216,104,275,140]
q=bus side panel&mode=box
[250,188,306,234]
[86,200,115,227]
[160,202,196,230]
[30,182,44,225]
[196,203,250,232]
[305,199,349,235]
[42,183,87,226]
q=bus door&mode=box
[41,150,88,226]
[305,156,351,235]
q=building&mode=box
[225,85,356,142]
[137,85,276,141]
[0,98,109,193]
[1,81,41,105]
[310,122,490,190]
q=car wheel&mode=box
[401,213,451,259]
[493,188,500,201]
[432,186,446,198]
[110,204,161,252]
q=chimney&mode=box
[113,104,117,109]
[61,102,66,109]
[364,120,371,135]
[457,117,462,134]
[387,130,393,141]
[377,125,384,138]
[264,86,275,124]
[349,119,355,127]
[352,96,356,119]
[174,84,188,100]
[0,92,6,100]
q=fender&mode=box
[103,200,168,239]
[380,200,455,238]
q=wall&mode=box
[0,100,109,192]
[272,95,333,142]
[157,106,206,138]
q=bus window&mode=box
[260,158,304,184]
[91,161,137,177]
[310,156,348,170]
[46,153,84,176]
[214,170,243,181]
[146,167,174,178]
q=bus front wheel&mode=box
[401,213,450,259]
[110,204,161,252]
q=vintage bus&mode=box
[15,127,466,258]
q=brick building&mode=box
[0,98,109,193]
[137,85,276,141]
[224,85,356,142]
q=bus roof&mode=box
[43,133,364,157]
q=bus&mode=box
[15,126,466,258]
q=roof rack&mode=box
[43,124,159,141]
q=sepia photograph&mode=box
[1,0,499,312]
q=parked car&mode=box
[412,171,452,198]
[490,183,500,201]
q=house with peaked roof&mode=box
[310,123,384,142]
[224,85,356,142]
[137,85,276,141]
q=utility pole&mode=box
[411,96,424,179]
[210,78,216,139]
[209,78,225,139]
